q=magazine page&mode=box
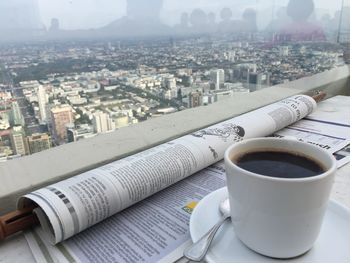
[18,95,316,244]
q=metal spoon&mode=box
[184,198,231,262]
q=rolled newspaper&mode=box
[1,94,322,243]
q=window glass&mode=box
[0,0,348,160]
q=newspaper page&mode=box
[25,163,226,263]
[18,95,316,244]
[274,96,350,167]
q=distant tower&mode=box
[10,101,25,126]
[27,133,51,154]
[107,42,114,51]
[92,112,114,133]
[50,105,74,144]
[37,86,49,124]
[279,46,289,56]
[49,18,60,32]
[116,41,121,50]
[170,37,176,48]
[248,72,271,92]
[189,91,203,108]
[67,125,95,142]
[165,76,176,90]
[10,126,29,156]
[210,69,225,90]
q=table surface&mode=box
[1,97,350,263]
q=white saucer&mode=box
[190,188,350,263]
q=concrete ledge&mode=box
[0,65,349,214]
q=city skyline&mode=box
[0,1,348,161]
[0,36,346,161]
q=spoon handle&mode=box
[184,214,230,262]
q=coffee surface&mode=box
[235,151,324,179]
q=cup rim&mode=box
[224,138,337,183]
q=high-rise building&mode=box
[10,126,28,156]
[107,42,114,51]
[37,85,49,124]
[116,41,121,50]
[49,18,60,32]
[50,105,74,144]
[279,46,289,56]
[248,72,271,92]
[210,69,225,90]
[226,51,236,62]
[27,133,51,154]
[163,76,178,100]
[189,91,203,108]
[10,101,25,126]
[92,112,115,133]
[165,77,176,90]
[232,64,257,82]
[67,124,95,142]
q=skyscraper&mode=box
[37,86,49,124]
[49,18,60,32]
[10,101,25,126]
[92,112,115,133]
[27,133,51,154]
[10,126,28,156]
[189,91,203,108]
[67,125,95,143]
[248,72,271,92]
[210,69,225,90]
[50,105,74,144]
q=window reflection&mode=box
[0,0,348,161]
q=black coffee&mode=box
[235,151,325,179]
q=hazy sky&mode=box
[36,0,345,30]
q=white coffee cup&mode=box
[224,138,337,259]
